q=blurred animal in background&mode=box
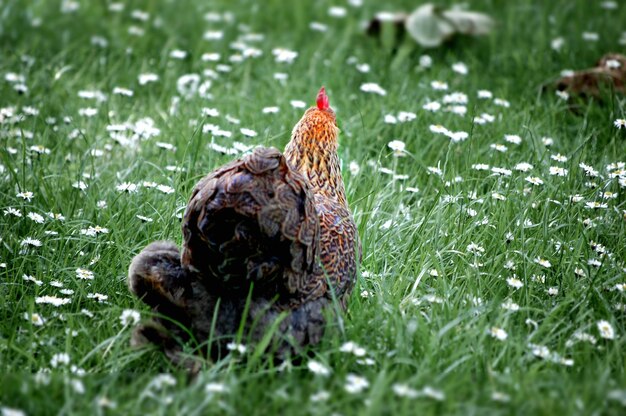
[552,53,626,100]
[128,87,360,369]
[366,3,494,49]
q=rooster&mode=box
[128,87,360,365]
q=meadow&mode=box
[1,0,625,414]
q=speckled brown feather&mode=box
[128,88,360,364]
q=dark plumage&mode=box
[128,88,360,365]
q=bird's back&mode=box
[181,147,324,304]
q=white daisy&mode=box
[489,326,508,341]
[597,320,615,340]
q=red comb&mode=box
[316,86,329,110]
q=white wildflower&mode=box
[24,312,46,326]
[489,326,508,341]
[525,176,544,186]
[116,182,138,193]
[307,360,331,376]
[467,242,485,256]
[226,342,247,354]
[27,212,45,223]
[535,258,552,268]
[344,374,369,394]
[392,384,419,398]
[16,191,34,201]
[360,83,387,96]
[339,341,366,357]
[120,309,140,326]
[388,140,406,156]
[50,352,70,368]
[597,320,615,340]
[75,268,94,280]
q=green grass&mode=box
[1,0,625,414]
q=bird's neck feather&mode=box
[284,120,347,207]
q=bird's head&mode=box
[292,87,338,145]
[316,86,330,112]
[309,86,336,123]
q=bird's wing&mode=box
[315,196,359,305]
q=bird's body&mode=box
[128,87,359,364]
